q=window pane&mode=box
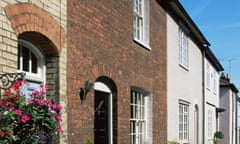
[139,0,142,15]
[22,46,29,72]
[17,45,21,70]
[178,29,188,68]
[31,52,38,73]
[130,89,147,144]
[179,103,189,142]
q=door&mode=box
[94,91,110,144]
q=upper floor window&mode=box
[213,72,217,94]
[133,0,150,49]
[178,28,189,69]
[206,62,211,89]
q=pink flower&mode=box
[9,107,15,111]
[40,91,46,95]
[51,104,63,112]
[5,89,11,96]
[21,115,30,123]
[57,125,62,133]
[14,109,22,115]
[40,84,49,90]
[12,80,22,91]
[55,115,62,122]
[32,90,40,96]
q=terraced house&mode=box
[1,0,167,143]
[67,0,167,143]
[0,0,225,144]
[166,1,223,144]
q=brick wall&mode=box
[67,0,167,143]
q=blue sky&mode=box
[179,0,240,90]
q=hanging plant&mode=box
[0,80,63,144]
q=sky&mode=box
[179,0,240,90]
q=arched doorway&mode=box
[94,76,117,144]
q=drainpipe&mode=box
[202,47,206,144]
[236,95,239,144]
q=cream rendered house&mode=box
[203,48,223,144]
[166,1,223,144]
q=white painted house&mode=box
[203,48,224,144]
[166,2,205,144]
[166,1,223,144]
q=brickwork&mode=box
[67,0,167,143]
[0,0,67,143]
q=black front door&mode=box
[94,91,109,144]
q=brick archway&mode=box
[4,3,66,54]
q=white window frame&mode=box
[213,72,217,94]
[18,39,46,99]
[179,102,189,143]
[178,28,189,69]
[18,39,46,83]
[130,86,152,144]
[133,0,150,49]
[207,110,213,140]
[206,62,211,90]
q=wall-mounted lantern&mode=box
[79,80,93,102]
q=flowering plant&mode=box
[0,80,62,144]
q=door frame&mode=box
[94,81,113,144]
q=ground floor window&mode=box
[17,39,45,99]
[130,86,152,144]
[179,101,189,143]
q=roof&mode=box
[205,47,224,71]
[163,0,224,71]
[220,73,239,93]
[164,0,210,48]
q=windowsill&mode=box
[179,140,189,144]
[133,39,151,50]
[179,64,189,71]
[17,70,43,82]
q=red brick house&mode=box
[67,0,167,143]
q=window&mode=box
[207,110,213,139]
[130,87,152,144]
[133,0,150,49]
[206,62,211,89]
[179,102,189,143]
[17,39,45,99]
[194,105,199,144]
[213,72,217,94]
[178,28,189,68]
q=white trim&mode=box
[94,82,113,144]
[130,87,152,144]
[17,39,46,83]
[178,28,189,69]
[94,82,111,93]
[133,0,150,50]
